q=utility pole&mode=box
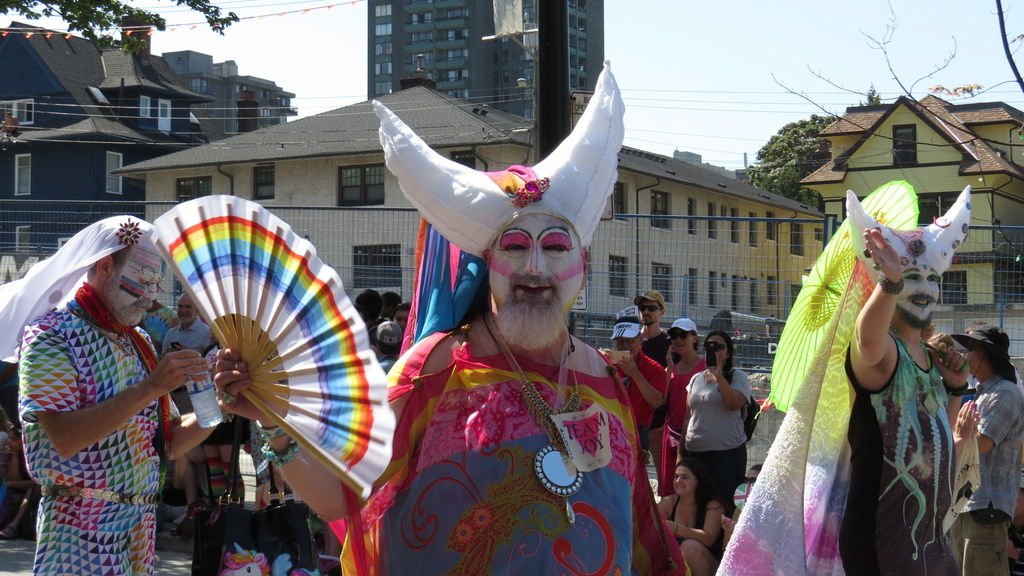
[537,0,570,158]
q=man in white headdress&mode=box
[216,63,686,575]
[840,189,975,575]
[0,216,212,575]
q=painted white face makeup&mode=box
[895,266,941,330]
[486,213,585,350]
[105,246,165,326]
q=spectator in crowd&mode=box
[636,290,670,367]
[658,458,728,576]
[374,321,403,374]
[951,325,1024,573]
[685,330,750,499]
[721,463,763,550]
[355,289,385,347]
[0,361,17,427]
[1007,470,1024,576]
[380,291,402,320]
[162,293,212,356]
[393,301,411,335]
[606,305,667,454]
[658,317,705,497]
[636,290,671,470]
[0,424,40,540]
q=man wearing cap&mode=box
[657,317,705,497]
[950,325,1024,575]
[0,216,212,575]
[374,320,403,373]
[216,63,685,575]
[607,305,667,454]
[636,290,671,368]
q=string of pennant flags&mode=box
[0,0,366,39]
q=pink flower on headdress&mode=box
[115,220,143,246]
[509,177,550,208]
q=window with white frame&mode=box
[0,99,34,124]
[14,154,31,196]
[157,99,171,132]
[15,225,31,250]
[105,152,123,194]
[139,95,151,118]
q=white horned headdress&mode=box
[846,185,971,275]
[373,61,625,256]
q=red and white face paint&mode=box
[486,213,585,349]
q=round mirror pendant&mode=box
[534,444,583,497]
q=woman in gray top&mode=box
[685,330,751,499]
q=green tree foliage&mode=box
[862,85,882,105]
[748,114,834,209]
[2,0,238,51]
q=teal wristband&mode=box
[261,437,300,466]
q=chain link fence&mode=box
[3,199,1023,466]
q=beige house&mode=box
[121,85,820,336]
[802,95,1024,310]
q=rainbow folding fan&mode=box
[153,195,394,498]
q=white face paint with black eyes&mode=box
[894,266,941,330]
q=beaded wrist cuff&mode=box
[260,437,300,467]
[257,424,287,441]
[878,274,905,294]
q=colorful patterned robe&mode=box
[19,303,161,576]
[344,330,686,575]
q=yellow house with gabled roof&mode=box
[802,95,1024,308]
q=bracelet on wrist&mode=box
[878,274,904,294]
[260,436,300,467]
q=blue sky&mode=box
[15,0,1024,169]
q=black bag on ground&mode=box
[191,419,318,575]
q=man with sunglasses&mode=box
[635,290,670,368]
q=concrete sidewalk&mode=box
[0,538,193,575]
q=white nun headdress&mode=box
[0,216,155,362]
[846,185,971,276]
[374,61,625,256]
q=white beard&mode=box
[102,276,148,327]
[494,299,566,352]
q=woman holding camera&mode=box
[684,330,751,499]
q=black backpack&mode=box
[742,395,760,442]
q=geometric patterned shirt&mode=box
[18,302,160,496]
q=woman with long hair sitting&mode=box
[658,459,729,576]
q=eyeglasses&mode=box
[744,476,758,484]
[669,331,695,340]
[638,304,662,312]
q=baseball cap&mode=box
[611,305,643,340]
[952,325,1013,379]
[375,321,403,347]
[633,290,666,310]
[667,318,697,337]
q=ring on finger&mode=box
[219,390,236,405]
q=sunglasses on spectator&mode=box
[638,304,662,312]
[744,476,758,483]
[669,331,695,340]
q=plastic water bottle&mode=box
[186,371,224,428]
